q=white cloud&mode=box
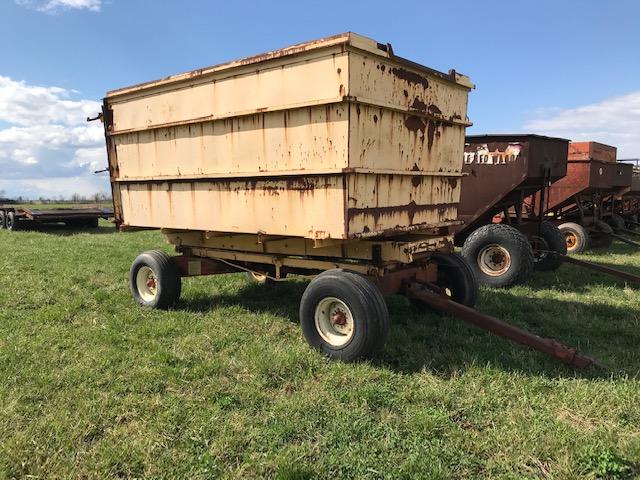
[0,76,99,126]
[0,76,108,199]
[524,91,640,159]
[15,0,102,13]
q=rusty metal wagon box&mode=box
[568,141,617,163]
[102,32,473,241]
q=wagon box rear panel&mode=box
[105,33,472,240]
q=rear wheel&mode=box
[461,224,534,288]
[430,253,478,307]
[531,221,566,271]
[558,222,589,254]
[5,211,18,231]
[130,250,182,309]
[299,269,389,361]
[590,220,613,249]
[0,210,5,229]
[625,213,638,230]
[607,214,626,232]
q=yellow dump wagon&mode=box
[99,33,596,366]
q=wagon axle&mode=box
[129,250,602,368]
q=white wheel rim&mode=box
[314,297,354,347]
[477,244,512,276]
[136,266,158,302]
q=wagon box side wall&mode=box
[108,46,350,134]
[456,139,531,233]
[119,176,347,239]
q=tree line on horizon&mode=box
[0,191,112,205]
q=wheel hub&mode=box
[477,244,512,276]
[136,266,158,302]
[314,297,354,347]
[565,232,577,249]
[530,235,549,262]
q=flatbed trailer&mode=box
[98,33,599,367]
[0,205,113,231]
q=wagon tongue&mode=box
[405,282,605,369]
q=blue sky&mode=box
[0,0,639,198]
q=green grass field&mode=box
[1,220,639,479]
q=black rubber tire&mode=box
[625,213,638,230]
[5,211,18,231]
[531,221,566,271]
[430,252,479,307]
[83,218,99,228]
[590,220,613,249]
[461,224,534,288]
[299,269,389,361]
[607,214,626,232]
[0,210,5,229]
[558,222,589,254]
[130,250,182,309]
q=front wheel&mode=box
[590,220,613,249]
[299,269,389,361]
[130,250,182,309]
[5,211,18,231]
[0,211,5,229]
[531,221,566,271]
[607,214,626,232]
[461,223,534,288]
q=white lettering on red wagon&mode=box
[464,143,522,165]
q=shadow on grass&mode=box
[12,222,116,236]
[177,278,640,379]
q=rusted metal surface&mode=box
[172,255,237,277]
[373,262,438,294]
[405,282,602,368]
[611,162,633,192]
[568,141,617,162]
[455,134,568,239]
[103,33,473,241]
[163,229,454,265]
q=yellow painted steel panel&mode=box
[119,176,346,239]
[114,105,349,179]
[110,51,349,133]
[105,33,473,240]
[348,52,470,124]
[348,103,466,173]
[346,174,459,235]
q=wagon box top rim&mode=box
[465,133,570,142]
[570,140,618,150]
[106,31,473,98]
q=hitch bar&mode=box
[560,254,640,284]
[610,233,640,247]
[619,228,640,238]
[405,282,603,368]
